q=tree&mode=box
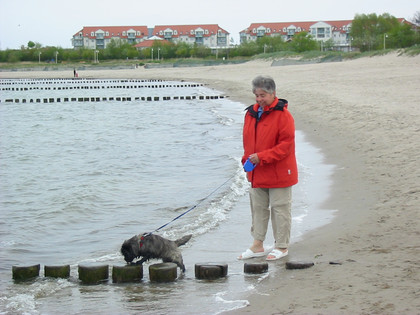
[230,40,260,57]
[351,13,380,51]
[151,40,175,59]
[411,11,420,26]
[388,23,417,48]
[175,42,192,58]
[27,41,36,49]
[256,36,286,53]
[351,13,417,51]
[288,32,318,52]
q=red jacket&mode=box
[242,98,298,188]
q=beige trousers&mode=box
[249,186,292,249]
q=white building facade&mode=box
[72,26,149,49]
[72,24,230,50]
[152,24,230,49]
[240,20,353,51]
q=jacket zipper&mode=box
[251,114,260,186]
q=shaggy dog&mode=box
[120,233,192,272]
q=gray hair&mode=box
[252,76,276,94]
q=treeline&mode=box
[1,12,418,63]
[0,32,321,63]
[350,13,419,51]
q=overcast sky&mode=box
[0,0,417,49]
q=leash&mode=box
[146,172,238,236]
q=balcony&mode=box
[257,31,266,37]
[73,39,84,47]
[217,37,227,46]
[96,39,105,49]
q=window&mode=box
[257,29,266,37]
[317,28,325,38]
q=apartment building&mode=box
[240,20,353,50]
[152,24,230,48]
[72,24,229,50]
[72,19,411,51]
[72,26,149,49]
[240,18,413,51]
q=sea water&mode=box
[0,79,335,314]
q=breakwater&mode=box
[0,78,227,104]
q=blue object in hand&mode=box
[243,158,256,172]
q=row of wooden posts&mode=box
[1,83,204,91]
[12,262,270,284]
[1,78,166,83]
[3,95,226,104]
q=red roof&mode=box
[134,39,171,48]
[73,26,149,39]
[152,24,229,38]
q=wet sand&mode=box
[2,52,419,314]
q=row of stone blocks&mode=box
[12,262,271,284]
[2,95,226,104]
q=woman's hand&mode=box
[249,153,260,164]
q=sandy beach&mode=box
[2,52,419,314]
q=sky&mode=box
[0,0,418,50]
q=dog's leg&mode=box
[173,256,186,272]
[136,257,148,265]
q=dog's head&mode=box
[120,235,140,263]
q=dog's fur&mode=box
[120,233,192,272]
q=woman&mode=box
[239,75,298,261]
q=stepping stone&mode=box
[78,264,109,284]
[195,263,228,280]
[44,265,70,278]
[12,264,40,281]
[285,261,315,270]
[244,262,269,274]
[149,262,177,282]
[112,264,143,283]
